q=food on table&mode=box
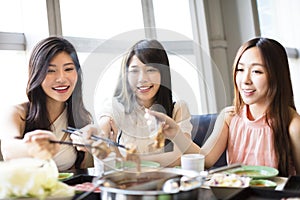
[250,179,277,188]
[92,141,111,159]
[0,158,75,199]
[144,111,165,150]
[72,182,101,193]
[153,124,165,149]
[207,173,251,187]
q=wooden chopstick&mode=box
[63,127,128,150]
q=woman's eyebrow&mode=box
[48,62,74,67]
[128,65,139,68]
[238,62,264,67]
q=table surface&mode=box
[65,168,289,200]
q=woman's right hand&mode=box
[23,130,59,160]
[70,124,100,152]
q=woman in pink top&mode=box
[152,37,300,176]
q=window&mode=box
[153,0,193,39]
[257,0,300,110]
[60,0,144,39]
[0,50,27,108]
[0,0,212,115]
[0,0,23,33]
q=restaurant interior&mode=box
[1,0,300,199]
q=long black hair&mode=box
[25,36,92,132]
[24,36,92,168]
[114,39,174,117]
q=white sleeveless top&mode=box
[99,98,192,154]
[51,108,77,171]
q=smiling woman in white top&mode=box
[90,39,201,167]
[0,36,92,171]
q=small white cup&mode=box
[181,154,205,172]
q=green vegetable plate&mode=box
[58,172,74,181]
[116,160,160,169]
[226,165,279,179]
[250,179,277,188]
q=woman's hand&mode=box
[70,124,100,152]
[145,109,181,140]
[24,130,59,160]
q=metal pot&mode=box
[99,168,202,200]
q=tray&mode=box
[283,175,300,191]
[227,187,300,200]
[63,174,100,200]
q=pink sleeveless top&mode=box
[228,106,278,168]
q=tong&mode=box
[62,126,128,150]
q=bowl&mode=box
[250,179,277,189]
[210,185,246,199]
[99,168,201,199]
[207,173,251,199]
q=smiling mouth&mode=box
[242,89,256,95]
[53,86,70,91]
[137,85,153,91]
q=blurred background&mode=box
[1,0,300,117]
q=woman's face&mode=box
[42,51,78,105]
[235,47,270,108]
[127,55,161,108]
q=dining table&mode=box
[62,167,295,200]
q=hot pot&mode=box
[99,168,203,200]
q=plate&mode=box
[4,197,73,200]
[250,179,277,188]
[58,172,74,181]
[116,160,160,169]
[226,165,279,179]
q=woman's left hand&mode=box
[145,109,181,140]
[70,124,100,152]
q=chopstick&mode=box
[49,139,101,149]
[63,127,128,150]
[208,163,242,174]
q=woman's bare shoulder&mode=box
[222,106,236,125]
[3,102,28,119]
[289,109,300,135]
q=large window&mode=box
[60,0,206,116]
[0,0,27,109]
[0,0,214,116]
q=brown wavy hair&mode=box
[232,37,296,176]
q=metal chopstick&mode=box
[49,139,101,149]
[208,163,242,174]
[62,127,128,150]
